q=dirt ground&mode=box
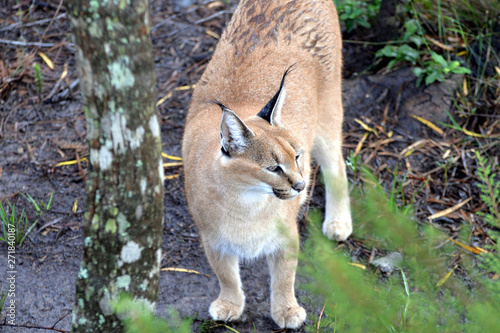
[1,1,497,332]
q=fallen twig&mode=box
[0,322,68,332]
[35,217,64,236]
[49,79,79,103]
[40,0,64,43]
[427,197,472,220]
[0,14,67,32]
[0,39,56,47]
[195,10,233,25]
[152,0,217,33]
[316,300,328,332]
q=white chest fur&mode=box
[206,189,287,260]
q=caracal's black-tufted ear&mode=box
[257,66,296,127]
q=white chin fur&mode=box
[241,183,274,204]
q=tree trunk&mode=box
[68,1,164,331]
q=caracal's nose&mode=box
[293,181,305,192]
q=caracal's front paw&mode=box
[272,306,306,329]
[209,298,244,322]
[323,219,352,241]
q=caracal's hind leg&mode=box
[204,244,245,322]
[313,82,352,241]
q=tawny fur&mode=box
[182,0,352,329]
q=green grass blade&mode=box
[19,219,38,246]
[24,193,41,212]
[46,192,54,211]
[0,202,9,241]
[401,270,410,297]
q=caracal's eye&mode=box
[267,165,283,173]
[295,153,301,162]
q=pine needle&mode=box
[400,139,427,157]
[354,118,379,137]
[174,84,196,91]
[163,162,183,168]
[60,63,68,80]
[427,197,472,220]
[55,157,88,167]
[162,153,183,161]
[425,35,454,51]
[436,265,457,287]
[205,29,220,39]
[354,132,369,156]
[38,51,54,69]
[411,115,444,135]
[161,267,209,278]
[316,300,328,332]
[348,262,366,270]
[461,127,485,138]
[156,92,172,107]
[448,238,485,255]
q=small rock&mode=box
[174,0,196,12]
[371,252,403,273]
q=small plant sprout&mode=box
[33,62,43,99]
[24,192,54,216]
[475,152,500,228]
[346,150,362,181]
[0,289,7,314]
[0,193,54,246]
[0,200,37,246]
[413,52,471,87]
[437,156,457,196]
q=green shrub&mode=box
[301,166,500,332]
[333,0,382,32]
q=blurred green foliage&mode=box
[114,294,192,333]
[301,164,500,332]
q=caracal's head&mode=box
[215,68,306,201]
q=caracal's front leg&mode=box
[267,232,306,329]
[204,244,245,322]
[314,135,353,241]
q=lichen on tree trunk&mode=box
[68,1,164,331]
